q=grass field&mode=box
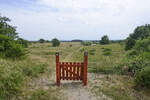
[1,42,150,100]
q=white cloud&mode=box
[1,0,150,40]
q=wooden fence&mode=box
[56,52,88,86]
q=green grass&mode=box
[72,43,125,74]
[0,58,48,100]
[1,42,150,100]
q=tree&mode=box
[125,24,150,50]
[51,38,60,47]
[0,14,26,58]
[39,38,45,43]
[0,15,18,39]
[100,35,110,45]
[131,24,150,40]
[125,37,136,50]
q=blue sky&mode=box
[0,0,150,40]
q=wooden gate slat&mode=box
[70,62,72,80]
[68,62,71,80]
[73,62,76,80]
[59,62,62,80]
[77,63,80,80]
[62,62,64,80]
[80,63,84,80]
[66,62,69,80]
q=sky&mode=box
[0,0,150,41]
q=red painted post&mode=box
[83,52,88,86]
[56,52,60,86]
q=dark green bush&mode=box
[5,42,25,58]
[103,48,112,52]
[125,37,136,50]
[39,38,45,43]
[115,57,150,75]
[103,48,112,56]
[0,35,26,58]
[89,49,96,55]
[133,38,150,53]
[17,38,28,48]
[81,42,92,46]
[125,24,150,51]
[51,38,60,47]
[100,35,110,45]
[103,51,111,56]
[80,48,85,52]
[135,67,150,87]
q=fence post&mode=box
[83,52,88,86]
[56,52,60,86]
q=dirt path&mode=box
[61,81,97,100]
[59,47,98,100]
[58,47,111,100]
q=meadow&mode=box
[0,42,150,100]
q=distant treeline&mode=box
[29,39,124,43]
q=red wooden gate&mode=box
[56,52,88,86]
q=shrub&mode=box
[100,35,110,45]
[39,39,45,43]
[103,51,111,56]
[103,48,112,56]
[51,38,60,47]
[103,48,112,52]
[135,67,150,87]
[0,60,23,99]
[17,38,28,48]
[5,42,26,58]
[115,57,150,75]
[0,35,26,58]
[89,49,96,55]
[133,37,150,53]
[125,37,136,50]
[80,48,85,52]
[125,24,150,51]
[0,59,48,99]
[127,37,150,58]
[81,42,92,46]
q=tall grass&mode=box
[0,58,48,100]
[73,43,125,74]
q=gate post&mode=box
[56,52,60,86]
[83,52,88,86]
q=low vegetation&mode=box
[0,14,150,100]
[0,58,48,100]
